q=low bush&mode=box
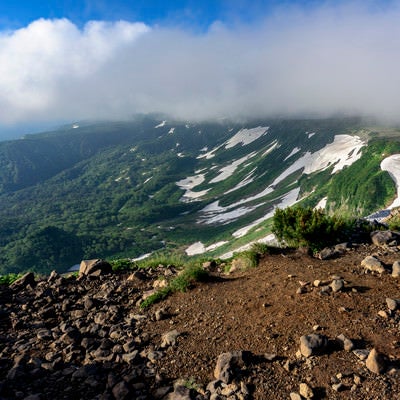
[140,264,208,308]
[272,206,354,252]
[0,273,22,285]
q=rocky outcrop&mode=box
[79,259,112,277]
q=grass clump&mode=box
[272,206,355,252]
[110,258,136,272]
[0,273,22,285]
[140,264,208,309]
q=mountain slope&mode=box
[1,116,400,274]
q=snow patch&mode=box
[185,240,228,256]
[232,187,300,238]
[196,144,223,159]
[72,124,79,129]
[209,152,257,184]
[219,234,278,260]
[381,154,400,208]
[132,252,153,261]
[224,168,256,194]
[168,127,175,134]
[143,177,153,184]
[176,174,209,202]
[262,140,280,156]
[200,204,263,225]
[304,135,365,174]
[225,126,269,149]
[176,174,205,190]
[284,147,301,161]
[155,121,166,128]
[315,197,327,210]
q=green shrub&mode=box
[272,206,353,251]
[110,258,136,272]
[0,273,22,285]
[140,264,208,308]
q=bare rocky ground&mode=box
[1,242,400,399]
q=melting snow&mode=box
[209,152,257,184]
[232,187,301,238]
[307,132,316,139]
[176,174,209,201]
[197,144,223,159]
[224,168,256,194]
[185,240,229,256]
[168,128,175,134]
[176,174,205,190]
[177,152,185,158]
[262,140,280,156]
[219,234,278,260]
[305,135,365,174]
[272,135,365,187]
[143,177,153,184]
[225,126,269,149]
[72,124,79,129]
[315,197,327,210]
[200,204,263,225]
[284,147,301,161]
[155,121,166,128]
[381,154,400,208]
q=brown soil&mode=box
[142,244,400,399]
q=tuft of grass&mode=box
[136,252,186,269]
[140,264,208,308]
[110,258,137,272]
[0,273,23,285]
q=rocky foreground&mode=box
[1,234,400,399]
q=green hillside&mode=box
[1,116,399,274]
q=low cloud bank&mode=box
[1,2,400,131]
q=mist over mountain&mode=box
[1,2,400,140]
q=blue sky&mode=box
[0,1,323,29]
[0,0,399,139]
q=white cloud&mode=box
[1,2,400,131]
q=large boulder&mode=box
[79,259,112,277]
[10,272,36,291]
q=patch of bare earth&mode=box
[143,244,400,399]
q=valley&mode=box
[0,116,400,274]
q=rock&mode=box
[290,393,302,400]
[112,380,131,400]
[167,385,193,400]
[330,279,344,293]
[332,383,344,392]
[122,350,138,364]
[127,270,147,281]
[392,261,400,277]
[378,310,389,319]
[79,259,112,277]
[361,256,386,274]
[336,334,355,351]
[10,272,36,290]
[371,230,400,247]
[36,329,52,340]
[299,334,328,357]
[318,247,340,260]
[353,349,370,361]
[214,351,250,384]
[366,348,386,374]
[386,298,400,311]
[155,308,167,321]
[161,330,180,348]
[299,382,314,398]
